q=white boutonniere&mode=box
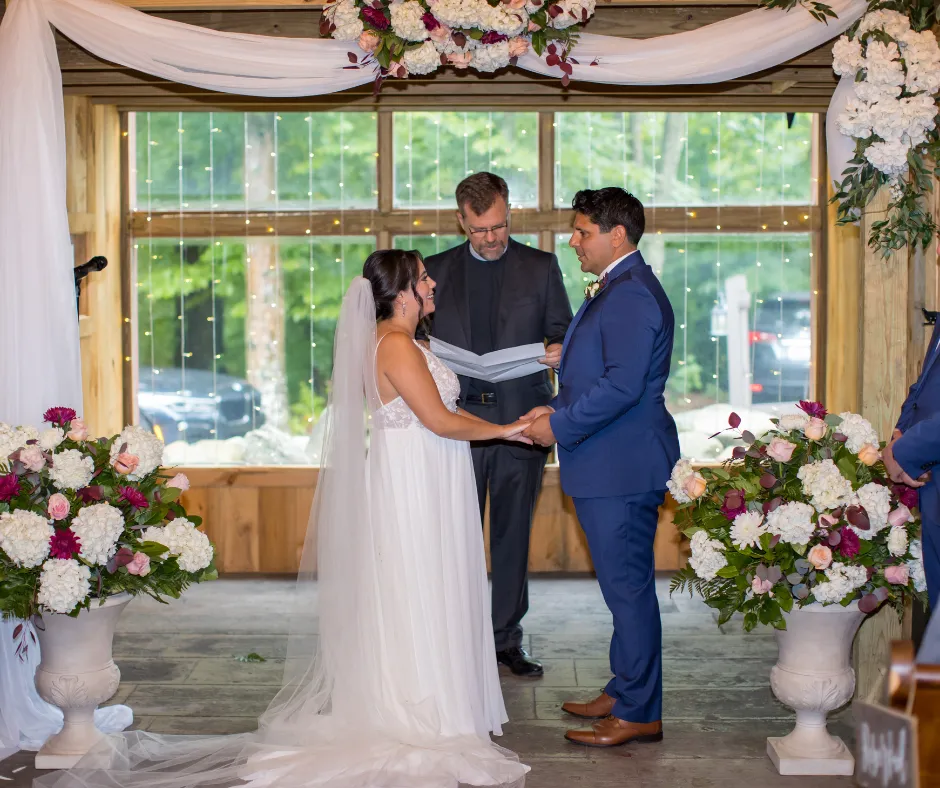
[584,279,602,300]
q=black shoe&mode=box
[496,647,543,678]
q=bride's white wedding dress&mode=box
[36,277,526,788]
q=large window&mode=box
[129,110,820,465]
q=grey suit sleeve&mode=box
[543,254,573,346]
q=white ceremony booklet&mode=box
[429,337,548,383]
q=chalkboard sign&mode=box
[854,700,918,788]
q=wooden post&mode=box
[64,96,125,438]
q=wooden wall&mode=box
[178,465,686,575]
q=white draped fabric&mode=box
[0,0,864,764]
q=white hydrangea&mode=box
[143,518,213,573]
[688,530,727,581]
[832,35,864,77]
[549,0,596,30]
[865,139,912,178]
[858,9,910,39]
[471,41,511,72]
[907,539,927,592]
[902,30,940,94]
[326,0,363,41]
[778,414,810,432]
[109,425,164,481]
[766,501,816,546]
[402,41,441,75]
[837,98,874,139]
[0,424,38,470]
[71,503,125,565]
[837,412,879,454]
[482,3,528,36]
[0,510,53,568]
[666,459,695,504]
[864,41,905,88]
[49,449,95,491]
[887,527,909,557]
[855,482,892,537]
[432,0,483,30]
[797,460,855,513]
[813,562,869,605]
[729,511,766,550]
[37,559,91,614]
[390,1,428,41]
[38,427,65,452]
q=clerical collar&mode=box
[468,242,507,262]
[599,249,639,279]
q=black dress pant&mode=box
[471,442,547,651]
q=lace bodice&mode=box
[373,342,460,430]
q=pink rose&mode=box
[388,61,408,79]
[857,443,881,466]
[112,452,140,476]
[804,418,827,441]
[126,551,151,577]
[66,418,89,442]
[682,472,707,500]
[807,544,833,570]
[884,565,909,585]
[508,36,529,58]
[19,445,45,472]
[166,473,190,492]
[766,437,797,463]
[751,576,773,595]
[47,493,70,521]
[447,52,473,69]
[888,505,914,528]
[428,24,451,44]
[505,0,526,8]
[357,31,381,53]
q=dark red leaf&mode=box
[319,14,332,37]
[560,62,573,75]
[858,594,880,614]
[759,472,777,489]
[874,586,890,602]
[561,73,570,87]
[452,32,466,47]
[746,448,762,459]
[769,534,781,548]
[732,446,746,460]
[509,56,518,66]
[13,624,22,639]
[729,412,742,429]
[828,530,842,546]
[741,430,755,445]
[846,505,870,531]
[347,52,359,63]
[547,43,557,55]
[833,432,848,443]
[545,53,560,67]
[440,54,448,65]
[569,57,579,64]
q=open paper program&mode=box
[430,337,548,383]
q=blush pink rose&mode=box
[508,36,529,58]
[358,31,381,53]
[857,443,881,466]
[126,551,151,577]
[429,24,451,44]
[19,446,46,472]
[47,493,70,521]
[804,418,827,441]
[884,565,910,585]
[112,452,140,476]
[505,0,526,9]
[807,544,833,570]
[751,576,773,595]
[67,418,89,442]
[166,473,190,492]
[888,505,914,528]
[447,52,473,69]
[766,437,797,463]
[388,61,408,78]
[683,472,707,500]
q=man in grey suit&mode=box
[424,172,573,677]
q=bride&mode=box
[36,249,530,788]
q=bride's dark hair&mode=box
[362,249,429,323]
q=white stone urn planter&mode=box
[767,602,865,776]
[32,593,131,769]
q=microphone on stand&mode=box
[74,256,108,314]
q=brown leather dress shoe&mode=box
[561,691,615,719]
[565,716,663,748]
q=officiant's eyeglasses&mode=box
[467,221,509,238]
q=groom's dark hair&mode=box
[571,188,645,246]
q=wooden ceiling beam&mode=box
[115,0,763,9]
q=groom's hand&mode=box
[539,343,563,370]
[520,405,554,422]
[523,414,556,447]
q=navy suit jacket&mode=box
[894,322,940,525]
[549,251,680,499]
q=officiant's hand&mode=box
[523,414,556,447]
[539,343,563,370]
[520,405,554,422]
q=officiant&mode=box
[424,172,572,677]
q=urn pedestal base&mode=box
[767,734,855,776]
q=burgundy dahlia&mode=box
[362,6,390,30]
[43,407,77,427]
[892,483,919,510]
[837,527,860,559]
[422,11,440,31]
[0,473,20,502]
[720,489,747,521]
[797,400,827,419]
[49,529,81,559]
[481,31,508,45]
[118,486,149,510]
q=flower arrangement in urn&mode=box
[670,401,928,631]
[0,407,216,635]
[322,0,596,85]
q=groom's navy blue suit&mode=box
[550,250,679,724]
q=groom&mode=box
[523,187,679,747]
